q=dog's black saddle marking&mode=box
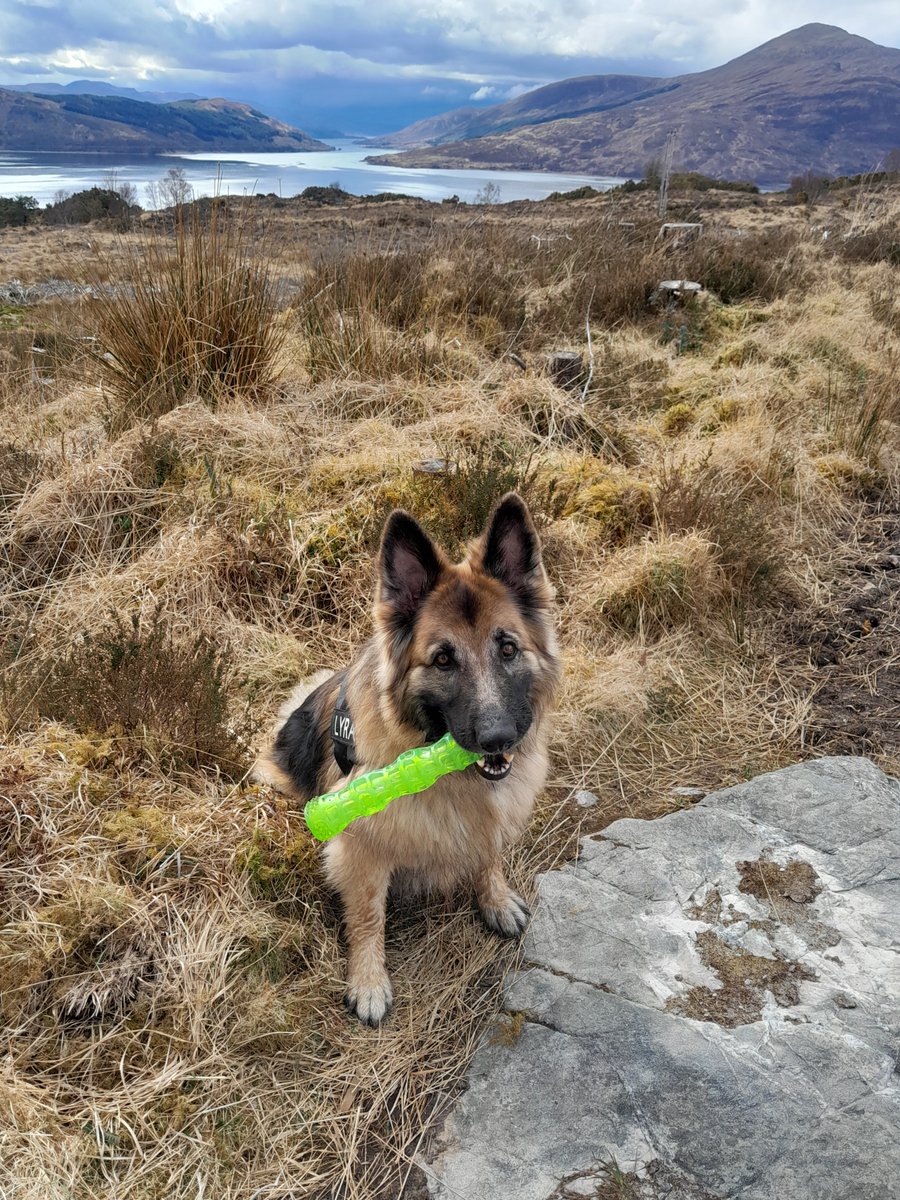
[331,675,356,776]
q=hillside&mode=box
[371,74,671,148]
[2,80,200,104]
[368,24,900,180]
[0,90,331,152]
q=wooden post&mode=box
[658,129,676,219]
[547,351,583,390]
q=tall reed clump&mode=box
[91,202,285,432]
[299,245,451,382]
[295,222,540,382]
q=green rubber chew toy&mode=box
[304,733,479,841]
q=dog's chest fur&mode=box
[322,734,548,895]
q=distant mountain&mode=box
[305,126,350,141]
[0,90,332,153]
[3,80,201,105]
[368,25,900,181]
[371,75,672,149]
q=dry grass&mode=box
[2,181,900,1199]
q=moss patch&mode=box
[738,857,822,906]
[667,929,815,1028]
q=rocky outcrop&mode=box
[423,756,900,1200]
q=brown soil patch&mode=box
[547,1159,720,1200]
[672,860,828,1028]
[792,505,900,767]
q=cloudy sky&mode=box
[1,1,899,134]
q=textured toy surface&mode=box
[304,734,479,841]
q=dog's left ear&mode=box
[481,493,548,607]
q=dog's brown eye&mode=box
[500,640,518,659]
[433,650,453,669]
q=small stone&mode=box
[563,1179,601,1197]
[833,992,857,1010]
[574,790,599,808]
[671,786,706,798]
[413,458,454,475]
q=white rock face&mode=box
[425,757,900,1200]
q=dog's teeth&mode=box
[477,758,486,768]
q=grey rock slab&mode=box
[424,757,900,1200]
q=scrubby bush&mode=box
[0,194,38,227]
[545,185,602,201]
[788,171,831,204]
[652,455,787,616]
[44,187,139,227]
[668,172,759,194]
[299,184,350,205]
[298,228,530,376]
[529,221,665,335]
[679,229,808,304]
[2,606,254,774]
[831,221,900,266]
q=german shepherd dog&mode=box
[257,493,560,1024]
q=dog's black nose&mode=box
[476,720,517,755]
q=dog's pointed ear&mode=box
[378,510,443,625]
[481,493,548,608]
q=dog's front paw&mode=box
[479,891,531,938]
[344,973,393,1026]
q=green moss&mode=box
[0,882,137,1016]
[661,402,696,435]
[302,511,365,567]
[0,303,24,329]
[714,338,763,368]
[103,805,177,854]
[715,304,770,331]
[714,397,742,424]
[238,827,319,899]
[489,1010,527,1046]
[808,335,861,373]
[814,453,882,497]
[564,476,654,542]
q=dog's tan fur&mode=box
[257,494,559,1024]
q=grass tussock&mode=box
[2,183,899,1199]
[90,204,285,432]
[594,532,723,637]
[378,437,570,556]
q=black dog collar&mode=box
[331,674,356,776]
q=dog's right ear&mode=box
[378,510,443,628]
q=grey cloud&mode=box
[1,0,899,133]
